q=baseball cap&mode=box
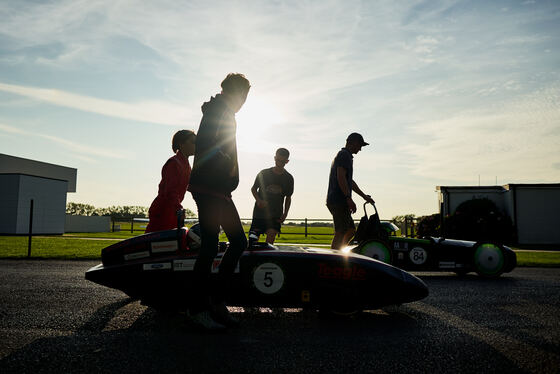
[346,132,369,146]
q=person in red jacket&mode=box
[145,130,196,233]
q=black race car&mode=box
[85,225,428,314]
[351,203,517,277]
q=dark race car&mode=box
[351,203,517,277]
[85,225,428,314]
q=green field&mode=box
[0,236,119,260]
[1,233,558,268]
[65,224,336,245]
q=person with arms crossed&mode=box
[249,148,294,245]
[187,73,251,331]
[326,132,375,250]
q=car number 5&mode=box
[253,263,285,294]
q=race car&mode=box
[85,225,428,314]
[351,203,517,277]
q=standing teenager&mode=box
[249,148,294,244]
[187,73,251,331]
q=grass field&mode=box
[0,236,118,260]
[65,224,336,245]
[1,233,559,268]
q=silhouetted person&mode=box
[145,130,196,233]
[187,73,250,331]
[327,133,375,249]
[249,148,294,245]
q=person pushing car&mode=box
[326,132,375,250]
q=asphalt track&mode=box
[0,260,558,374]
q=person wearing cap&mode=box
[326,132,375,250]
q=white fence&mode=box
[65,215,111,233]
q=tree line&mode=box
[66,202,196,219]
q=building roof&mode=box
[0,153,77,192]
[437,183,560,193]
[436,185,506,192]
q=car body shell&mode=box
[85,227,429,312]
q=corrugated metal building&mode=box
[437,184,560,245]
[0,154,76,234]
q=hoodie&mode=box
[188,94,239,196]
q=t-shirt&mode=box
[252,168,294,219]
[326,148,353,205]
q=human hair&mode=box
[172,130,195,152]
[276,148,290,159]
[221,73,251,95]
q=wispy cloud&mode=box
[0,123,133,161]
[0,83,195,126]
[399,85,560,183]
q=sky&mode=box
[1,0,559,220]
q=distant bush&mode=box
[443,198,515,243]
[417,213,441,237]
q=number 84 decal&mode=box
[409,247,427,265]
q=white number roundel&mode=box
[409,247,427,265]
[253,263,285,294]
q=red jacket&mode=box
[145,152,191,233]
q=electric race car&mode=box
[85,224,428,314]
[351,203,517,277]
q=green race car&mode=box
[351,204,517,277]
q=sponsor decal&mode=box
[439,261,456,269]
[393,241,409,251]
[318,263,366,281]
[143,262,172,271]
[124,251,150,261]
[173,259,196,271]
[151,241,178,253]
[253,263,284,294]
[409,247,427,265]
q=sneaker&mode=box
[188,311,226,332]
[211,302,239,328]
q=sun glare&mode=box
[236,95,286,153]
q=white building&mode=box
[0,154,77,235]
[437,184,560,245]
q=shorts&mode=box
[250,217,281,234]
[327,203,355,233]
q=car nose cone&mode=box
[400,270,429,301]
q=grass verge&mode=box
[0,236,119,260]
[514,250,560,268]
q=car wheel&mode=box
[357,240,391,263]
[473,243,505,277]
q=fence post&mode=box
[28,199,34,258]
[305,218,308,237]
[131,217,134,233]
[404,218,408,238]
